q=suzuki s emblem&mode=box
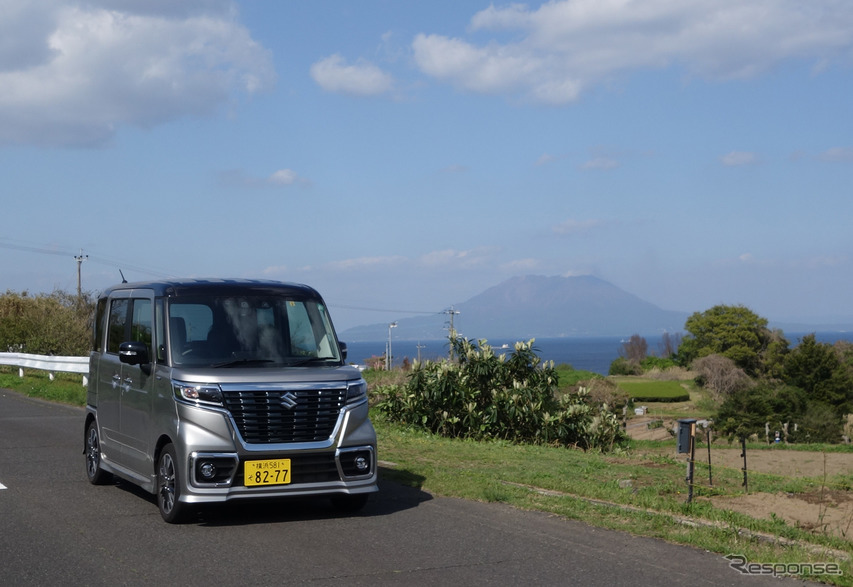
[280,392,298,409]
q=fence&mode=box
[0,352,89,386]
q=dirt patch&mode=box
[648,446,853,540]
[705,448,853,478]
[624,417,673,441]
[710,491,853,540]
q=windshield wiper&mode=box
[212,358,275,368]
[288,356,337,367]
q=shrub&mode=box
[609,357,642,376]
[640,356,677,371]
[692,354,752,401]
[0,290,93,355]
[376,337,626,451]
[616,380,690,403]
[582,377,628,408]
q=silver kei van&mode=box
[84,279,377,523]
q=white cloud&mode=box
[720,151,759,166]
[310,54,394,96]
[535,153,557,166]
[500,258,541,272]
[412,0,853,103]
[581,157,619,170]
[418,247,500,269]
[0,1,274,147]
[723,252,847,269]
[326,256,408,271]
[219,168,308,189]
[268,169,298,186]
[262,264,288,276]
[819,147,853,162]
[552,218,604,235]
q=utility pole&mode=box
[74,249,88,297]
[443,306,460,336]
[386,322,397,370]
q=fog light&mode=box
[354,456,369,472]
[200,462,217,479]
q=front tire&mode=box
[84,420,112,485]
[157,444,190,524]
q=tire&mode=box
[156,443,190,524]
[330,493,369,513]
[84,420,112,485]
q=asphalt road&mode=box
[0,389,814,586]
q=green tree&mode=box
[761,328,790,379]
[716,383,812,442]
[678,305,771,375]
[716,383,772,440]
[784,334,852,415]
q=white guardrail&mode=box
[0,352,89,386]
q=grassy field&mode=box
[373,416,852,582]
[613,378,692,402]
[0,366,87,405]
[4,364,853,585]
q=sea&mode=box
[344,331,853,376]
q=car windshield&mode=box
[167,294,341,367]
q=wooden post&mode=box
[705,425,713,486]
[687,426,696,504]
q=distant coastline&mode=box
[344,331,853,376]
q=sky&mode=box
[2,0,852,333]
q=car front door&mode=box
[119,293,155,476]
[98,290,155,477]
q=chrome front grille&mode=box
[222,388,346,444]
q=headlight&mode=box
[173,381,223,407]
[345,380,368,404]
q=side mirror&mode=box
[339,341,348,362]
[119,341,150,366]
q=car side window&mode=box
[106,297,153,356]
[107,299,129,354]
[155,298,167,363]
[131,299,153,357]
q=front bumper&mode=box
[173,398,378,505]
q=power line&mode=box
[331,303,442,315]
[0,239,177,281]
[0,241,70,257]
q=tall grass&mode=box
[0,366,86,405]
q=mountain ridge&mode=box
[340,274,689,342]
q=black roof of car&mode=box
[98,279,322,299]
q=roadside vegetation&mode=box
[611,305,853,445]
[0,290,94,356]
[375,336,625,450]
[2,290,853,584]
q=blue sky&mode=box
[2,0,852,332]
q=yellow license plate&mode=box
[244,459,291,487]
